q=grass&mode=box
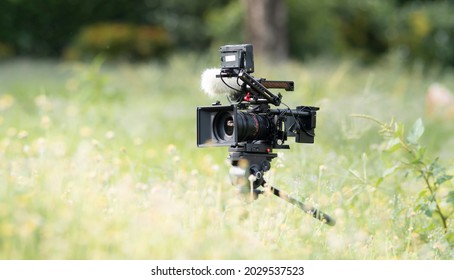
[0,54,452,259]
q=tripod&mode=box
[228,144,336,226]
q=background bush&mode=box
[388,1,454,68]
[0,0,226,57]
[286,0,454,67]
[64,23,174,61]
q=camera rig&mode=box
[197,44,335,226]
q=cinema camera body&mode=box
[197,44,319,154]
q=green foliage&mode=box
[0,0,227,57]
[287,0,342,59]
[206,1,245,45]
[0,0,152,56]
[287,0,393,61]
[0,42,14,59]
[334,1,392,61]
[153,0,229,50]
[286,0,392,61]
[2,0,454,67]
[352,115,453,254]
[388,2,454,67]
[286,0,454,67]
[64,23,174,61]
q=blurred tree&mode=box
[244,0,288,61]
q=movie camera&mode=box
[197,44,335,226]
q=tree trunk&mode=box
[244,0,288,61]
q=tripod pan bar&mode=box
[267,185,336,226]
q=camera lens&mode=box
[213,112,234,142]
[213,111,273,144]
[235,112,272,142]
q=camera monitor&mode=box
[220,44,254,74]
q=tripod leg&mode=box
[264,184,336,226]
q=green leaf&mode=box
[436,174,452,186]
[348,169,363,181]
[383,165,399,177]
[447,233,454,245]
[395,122,405,137]
[415,145,426,160]
[428,157,446,177]
[419,204,433,217]
[429,157,440,173]
[385,137,401,152]
[375,177,383,187]
[447,191,454,205]
[417,188,429,200]
[420,201,437,217]
[406,118,424,145]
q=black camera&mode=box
[195,45,334,226]
[197,44,319,151]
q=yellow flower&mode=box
[18,130,28,139]
[0,94,14,111]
